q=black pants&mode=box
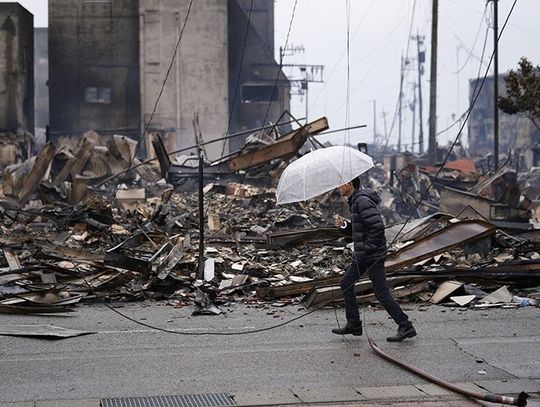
[340,258,409,326]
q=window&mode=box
[242,85,278,103]
[85,87,111,104]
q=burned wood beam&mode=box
[103,252,152,274]
[385,220,496,272]
[257,275,342,300]
[156,237,187,280]
[302,276,420,309]
[53,137,94,185]
[348,282,431,305]
[151,134,172,179]
[34,242,105,266]
[228,117,329,172]
[68,176,89,205]
[2,249,21,271]
[18,142,56,204]
[267,227,342,247]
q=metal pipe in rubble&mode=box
[367,338,528,407]
[197,145,204,280]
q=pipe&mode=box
[367,337,528,406]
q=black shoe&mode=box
[332,321,363,336]
[387,322,417,342]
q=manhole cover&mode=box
[101,393,236,407]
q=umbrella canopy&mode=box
[276,146,374,205]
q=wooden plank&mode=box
[68,175,89,205]
[348,282,431,305]
[2,249,21,271]
[257,275,342,300]
[267,227,342,247]
[302,276,417,309]
[228,137,303,172]
[18,142,56,203]
[53,137,94,185]
[228,117,329,172]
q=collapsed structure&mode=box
[0,115,539,316]
[47,0,290,160]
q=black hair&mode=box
[351,176,361,189]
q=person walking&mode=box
[332,176,417,342]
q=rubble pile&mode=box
[1,178,540,315]
[0,181,355,313]
[1,118,539,316]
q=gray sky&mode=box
[7,0,540,151]
[275,0,540,150]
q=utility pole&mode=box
[428,0,439,164]
[410,82,417,154]
[304,81,309,121]
[492,0,499,170]
[193,113,205,280]
[456,45,460,116]
[398,55,405,153]
[282,63,324,123]
[413,33,425,154]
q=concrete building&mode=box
[139,0,229,160]
[34,27,48,146]
[0,2,34,135]
[48,0,140,145]
[48,0,290,161]
[228,0,290,152]
[468,74,540,162]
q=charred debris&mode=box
[0,118,539,316]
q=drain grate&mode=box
[101,393,236,407]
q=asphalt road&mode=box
[0,301,538,403]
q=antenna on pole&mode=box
[280,44,324,124]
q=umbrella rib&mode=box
[329,153,349,185]
[303,157,307,200]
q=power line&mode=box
[260,0,299,131]
[309,0,378,111]
[218,0,255,165]
[437,7,491,139]
[133,0,195,160]
[383,0,418,152]
[235,0,299,180]
[94,0,129,62]
[447,4,488,74]
[344,0,351,143]
[318,3,409,116]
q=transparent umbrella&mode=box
[276,146,374,205]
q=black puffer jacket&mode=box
[342,188,387,264]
